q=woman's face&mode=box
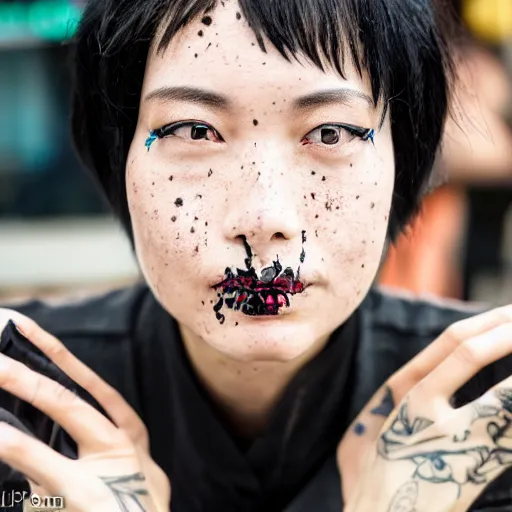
[127,0,395,362]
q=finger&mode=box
[417,322,512,400]
[0,422,73,495]
[349,306,512,426]
[2,310,148,448]
[0,352,125,454]
[388,305,512,401]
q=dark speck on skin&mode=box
[311,193,316,200]
[201,16,212,25]
[169,175,173,181]
[311,171,316,176]
[356,195,360,199]
[371,202,375,209]
[171,216,177,222]
[236,11,241,20]
[191,227,196,233]
[362,264,365,268]
[175,198,184,207]
[206,42,212,50]
[194,53,198,58]
[315,214,319,219]
[235,322,239,326]
[195,246,199,253]
[208,169,213,177]
[253,119,258,126]
[198,30,204,37]
[350,163,353,167]
[322,176,326,181]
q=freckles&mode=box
[175,198,184,207]
[208,169,213,177]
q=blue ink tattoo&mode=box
[145,131,158,151]
[354,422,367,436]
[371,386,395,417]
[378,389,512,499]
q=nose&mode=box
[223,155,302,262]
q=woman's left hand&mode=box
[0,309,171,512]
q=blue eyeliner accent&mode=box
[145,131,158,151]
[366,129,375,145]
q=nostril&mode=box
[272,232,286,240]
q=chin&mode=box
[204,316,324,363]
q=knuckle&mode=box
[0,424,26,455]
[454,340,482,367]
[445,320,471,345]
[47,378,79,407]
[44,340,67,361]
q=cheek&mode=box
[308,153,393,291]
[126,159,211,281]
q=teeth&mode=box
[224,290,238,300]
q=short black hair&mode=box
[71,0,454,242]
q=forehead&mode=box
[143,1,372,101]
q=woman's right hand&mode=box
[338,305,512,512]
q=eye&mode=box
[302,123,374,147]
[154,121,224,143]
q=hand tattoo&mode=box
[100,473,149,512]
[387,481,418,512]
[378,389,512,497]
[354,386,396,436]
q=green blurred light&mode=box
[0,1,83,42]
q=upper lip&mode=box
[213,275,306,294]
[210,265,313,295]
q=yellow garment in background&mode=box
[464,0,512,43]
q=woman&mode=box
[0,0,511,510]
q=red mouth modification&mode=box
[211,261,306,322]
[210,234,308,324]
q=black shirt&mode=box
[1,284,512,511]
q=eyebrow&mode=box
[292,88,375,111]
[143,86,375,113]
[144,86,232,110]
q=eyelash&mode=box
[145,120,375,151]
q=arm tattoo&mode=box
[378,389,512,497]
[387,481,418,512]
[100,473,149,512]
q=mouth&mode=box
[210,234,309,323]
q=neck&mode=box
[179,325,329,439]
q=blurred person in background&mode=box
[379,0,512,300]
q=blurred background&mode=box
[0,0,511,304]
[0,0,139,301]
